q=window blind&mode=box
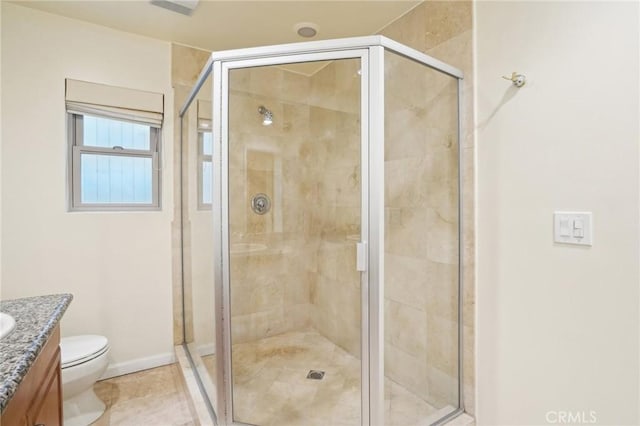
[65,79,164,127]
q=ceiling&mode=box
[12,0,421,53]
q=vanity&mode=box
[0,294,73,426]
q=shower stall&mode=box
[179,36,463,426]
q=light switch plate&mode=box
[554,211,593,246]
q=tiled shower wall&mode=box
[228,67,315,343]
[383,51,460,409]
[307,59,362,358]
[227,60,362,353]
[379,1,474,413]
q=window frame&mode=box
[197,130,213,210]
[68,113,162,211]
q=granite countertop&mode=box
[0,294,73,414]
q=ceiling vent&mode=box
[150,0,199,16]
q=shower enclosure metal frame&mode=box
[179,35,465,426]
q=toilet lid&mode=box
[61,335,109,368]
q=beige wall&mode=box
[1,3,175,375]
[476,1,639,424]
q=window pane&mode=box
[202,160,212,205]
[202,132,213,155]
[80,154,153,204]
[83,115,151,150]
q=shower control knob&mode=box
[251,193,271,215]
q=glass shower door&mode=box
[383,51,461,425]
[223,55,366,426]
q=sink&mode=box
[0,312,16,340]
[230,243,267,254]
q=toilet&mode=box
[60,335,110,426]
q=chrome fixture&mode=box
[251,193,271,215]
[306,370,325,380]
[502,71,526,87]
[258,106,273,126]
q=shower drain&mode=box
[306,370,325,380]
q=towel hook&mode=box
[502,72,526,87]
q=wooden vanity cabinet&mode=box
[2,326,63,426]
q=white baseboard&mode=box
[100,351,176,380]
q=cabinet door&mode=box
[27,364,62,426]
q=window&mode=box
[198,130,213,209]
[65,79,164,211]
[197,99,212,209]
[69,114,160,209]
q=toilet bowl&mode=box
[60,335,110,426]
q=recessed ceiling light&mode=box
[294,22,319,38]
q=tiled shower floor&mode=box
[202,330,442,426]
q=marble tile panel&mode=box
[385,118,428,161]
[385,380,439,426]
[284,303,313,330]
[425,208,459,265]
[384,343,429,402]
[463,323,475,385]
[384,207,429,258]
[280,70,311,105]
[92,364,195,426]
[309,63,337,112]
[426,28,473,76]
[425,260,459,321]
[427,364,459,409]
[229,67,251,92]
[386,299,428,358]
[207,330,441,426]
[385,157,430,209]
[171,44,210,87]
[422,1,472,50]
[378,4,424,51]
[282,103,311,138]
[427,315,459,376]
[385,58,429,110]
[385,253,428,309]
[248,66,284,101]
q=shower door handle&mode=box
[356,242,367,272]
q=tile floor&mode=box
[91,363,195,426]
[88,330,457,426]
[200,330,446,426]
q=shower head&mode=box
[258,106,273,126]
